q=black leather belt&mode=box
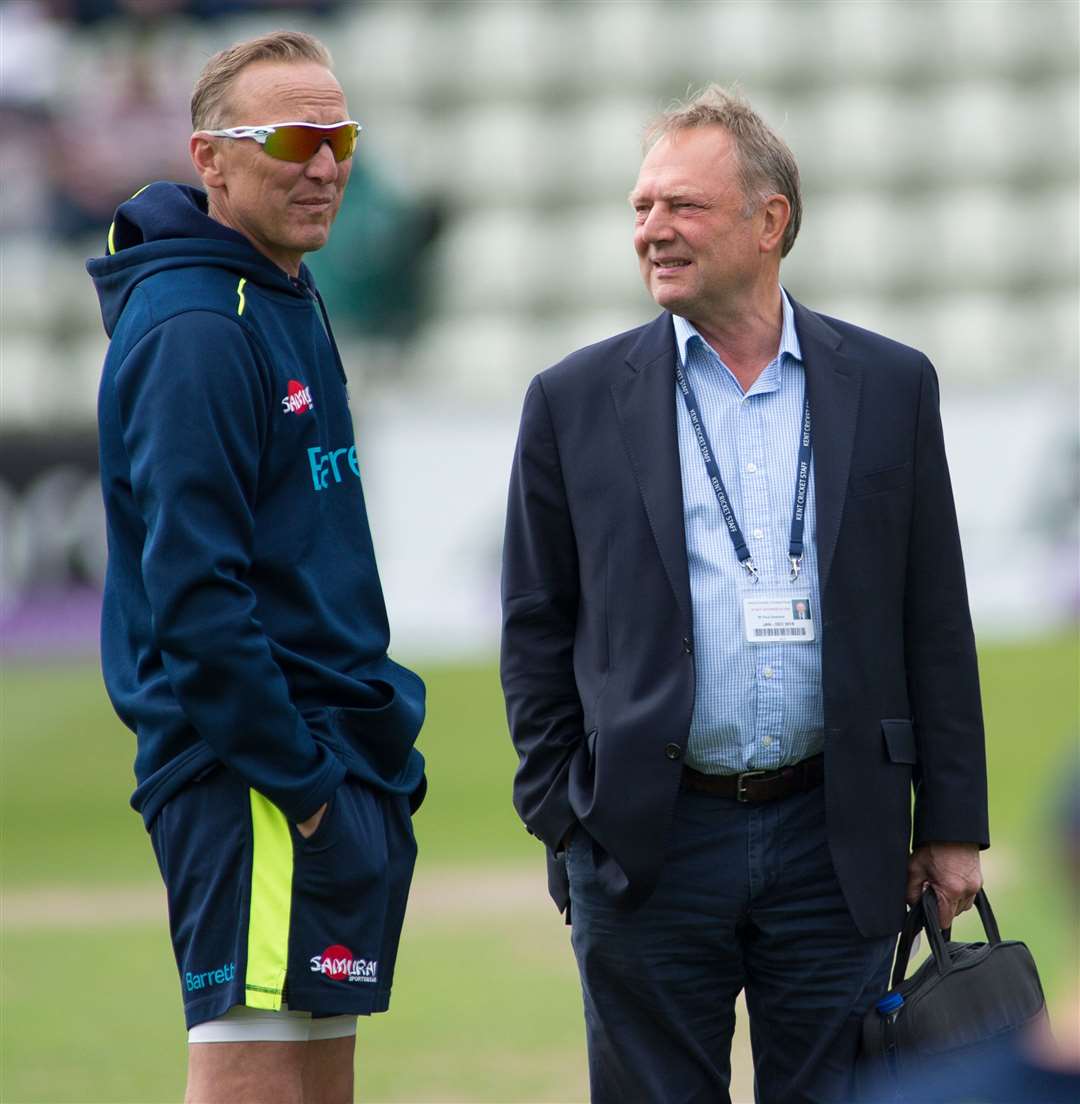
[681,754,824,803]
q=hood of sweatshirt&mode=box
[86,181,314,337]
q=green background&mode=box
[3,636,1078,1102]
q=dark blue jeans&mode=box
[566,784,894,1104]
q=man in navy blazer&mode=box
[501,86,988,1103]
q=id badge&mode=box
[743,595,816,643]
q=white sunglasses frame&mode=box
[196,120,362,160]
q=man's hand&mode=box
[296,802,328,839]
[906,841,982,929]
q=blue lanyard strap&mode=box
[790,394,812,579]
[675,355,812,583]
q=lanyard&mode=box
[675,356,812,583]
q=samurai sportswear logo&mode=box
[282,379,315,414]
[310,944,378,984]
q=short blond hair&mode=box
[645,84,802,257]
[191,30,333,131]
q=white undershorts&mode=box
[188,1002,358,1044]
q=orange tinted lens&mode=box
[327,124,358,161]
[263,124,357,163]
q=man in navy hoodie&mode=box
[88,31,425,1103]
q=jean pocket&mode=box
[565,826,595,879]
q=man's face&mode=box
[199,60,352,275]
[630,126,766,321]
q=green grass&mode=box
[1,659,583,1102]
[1,916,586,1104]
[359,917,585,1103]
[2,634,1078,1102]
[981,632,1080,837]
[2,926,187,1103]
[0,661,532,887]
[2,663,157,886]
[966,630,1080,999]
[406,664,537,866]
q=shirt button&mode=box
[753,527,764,539]
[665,743,682,760]
[682,637,693,655]
[762,735,774,747]
[763,666,774,679]
[746,462,758,473]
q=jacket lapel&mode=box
[610,302,860,617]
[610,313,693,623]
[792,299,862,598]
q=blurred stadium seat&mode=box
[3,0,1075,416]
[1,0,1076,649]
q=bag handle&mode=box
[973,888,1002,943]
[891,886,1000,989]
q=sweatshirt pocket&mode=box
[329,681,424,781]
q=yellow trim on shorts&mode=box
[245,790,294,1010]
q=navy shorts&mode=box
[148,765,417,1029]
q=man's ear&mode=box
[190,134,226,189]
[759,193,791,256]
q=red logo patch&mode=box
[282,379,315,415]
[309,944,378,983]
[317,944,353,980]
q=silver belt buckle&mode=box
[736,769,770,802]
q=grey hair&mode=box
[191,30,333,131]
[644,84,802,257]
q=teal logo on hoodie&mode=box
[308,445,360,491]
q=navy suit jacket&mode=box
[500,300,989,938]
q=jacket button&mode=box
[682,637,693,654]
[665,743,682,760]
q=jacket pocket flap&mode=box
[882,718,917,764]
[851,462,912,497]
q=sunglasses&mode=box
[198,120,360,163]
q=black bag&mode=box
[855,887,1047,1101]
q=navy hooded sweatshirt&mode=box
[88,182,425,828]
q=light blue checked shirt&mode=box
[674,289,824,774]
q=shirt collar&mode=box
[672,286,803,373]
